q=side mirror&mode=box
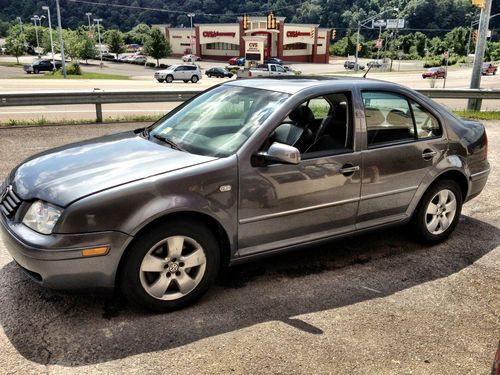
[256,142,301,165]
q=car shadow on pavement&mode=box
[0,215,498,367]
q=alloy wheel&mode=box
[425,189,457,235]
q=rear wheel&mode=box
[191,75,199,83]
[412,180,463,244]
[120,220,220,312]
[166,75,173,83]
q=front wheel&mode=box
[120,220,220,312]
[412,180,463,244]
[156,78,165,83]
[166,75,173,83]
[33,68,39,74]
[191,75,199,83]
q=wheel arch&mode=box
[115,210,232,287]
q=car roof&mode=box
[225,76,392,95]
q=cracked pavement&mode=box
[0,121,498,374]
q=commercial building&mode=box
[154,16,331,63]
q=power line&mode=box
[68,0,304,17]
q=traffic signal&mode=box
[267,11,277,30]
[473,30,478,42]
[331,29,336,40]
[243,14,249,30]
[471,0,484,8]
[357,43,362,52]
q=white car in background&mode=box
[182,54,201,62]
[154,64,202,83]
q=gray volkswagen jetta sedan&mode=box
[0,78,490,312]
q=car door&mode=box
[237,92,362,257]
[357,90,447,229]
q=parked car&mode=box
[422,67,446,79]
[235,57,246,66]
[154,64,201,83]
[236,63,295,78]
[182,54,201,62]
[0,78,490,312]
[344,60,365,70]
[367,60,382,68]
[130,56,147,64]
[206,67,233,78]
[23,59,62,74]
[482,63,497,75]
[101,52,116,61]
[264,57,283,65]
[228,57,240,65]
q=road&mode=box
[0,56,498,123]
[0,122,498,374]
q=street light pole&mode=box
[187,13,195,55]
[55,0,67,78]
[16,17,23,33]
[85,12,92,29]
[31,16,40,55]
[42,6,56,70]
[354,8,399,72]
[467,0,492,110]
[94,18,103,68]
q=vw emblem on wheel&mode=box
[168,263,179,273]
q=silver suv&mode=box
[154,64,201,83]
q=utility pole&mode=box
[42,6,56,70]
[468,0,492,110]
[94,18,103,68]
[55,0,67,78]
[16,17,23,33]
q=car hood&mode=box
[11,131,216,207]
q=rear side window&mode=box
[410,100,442,138]
[362,92,414,147]
[362,91,442,147]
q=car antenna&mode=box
[363,64,373,78]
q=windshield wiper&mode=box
[153,134,184,151]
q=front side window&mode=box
[150,86,289,157]
[362,91,414,147]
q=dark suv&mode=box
[23,59,62,74]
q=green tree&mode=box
[5,35,25,63]
[77,35,97,63]
[443,27,469,56]
[144,28,171,67]
[105,29,126,58]
[126,23,151,44]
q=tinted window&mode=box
[411,100,442,139]
[187,66,197,70]
[362,91,414,147]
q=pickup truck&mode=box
[482,63,497,75]
[237,63,294,78]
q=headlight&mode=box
[22,201,62,234]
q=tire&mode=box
[156,79,165,83]
[207,74,211,78]
[120,220,220,313]
[191,75,199,83]
[183,80,189,83]
[33,69,39,74]
[166,75,173,83]
[411,180,463,244]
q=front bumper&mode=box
[0,213,133,290]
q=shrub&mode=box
[424,59,442,68]
[159,63,168,69]
[146,62,155,67]
[66,62,82,75]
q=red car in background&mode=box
[482,63,497,75]
[422,67,446,79]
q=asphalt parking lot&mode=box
[0,121,498,374]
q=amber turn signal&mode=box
[81,246,110,257]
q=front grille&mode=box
[0,185,22,219]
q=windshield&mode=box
[150,85,289,157]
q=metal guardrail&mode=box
[0,88,499,123]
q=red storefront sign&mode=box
[286,31,311,37]
[202,31,236,38]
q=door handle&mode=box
[339,164,360,176]
[422,149,437,160]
